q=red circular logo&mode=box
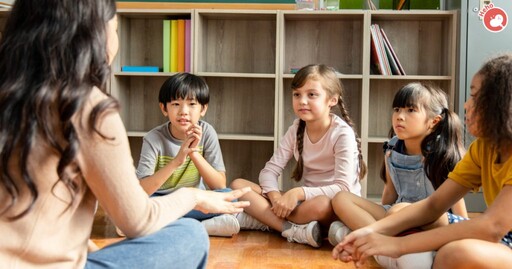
[483,7,508,33]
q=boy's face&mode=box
[160,97,207,140]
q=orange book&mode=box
[177,19,185,72]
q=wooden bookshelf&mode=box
[109,9,458,197]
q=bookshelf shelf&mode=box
[104,9,458,197]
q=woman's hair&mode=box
[0,0,118,219]
[290,64,367,182]
[474,54,512,148]
[382,82,465,189]
[159,72,210,107]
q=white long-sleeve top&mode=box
[259,114,361,200]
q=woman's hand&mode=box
[194,187,251,214]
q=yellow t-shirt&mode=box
[448,138,512,207]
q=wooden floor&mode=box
[90,209,382,268]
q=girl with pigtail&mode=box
[231,64,366,248]
[334,54,512,269]
[329,82,468,269]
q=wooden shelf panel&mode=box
[282,13,364,75]
[220,140,274,183]
[367,142,386,198]
[371,12,455,76]
[116,12,192,70]
[195,11,277,74]
[218,134,275,141]
[367,79,453,138]
[197,72,276,78]
[202,77,276,136]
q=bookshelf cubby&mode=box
[110,9,458,198]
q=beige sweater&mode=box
[0,88,197,268]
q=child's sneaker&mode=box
[374,251,435,269]
[328,221,351,246]
[202,214,240,237]
[281,221,322,248]
[236,211,270,231]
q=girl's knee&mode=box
[331,191,355,212]
[434,240,478,269]
[230,178,249,189]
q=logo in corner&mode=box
[479,3,508,33]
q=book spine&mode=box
[170,20,178,72]
[370,24,387,75]
[163,20,171,73]
[185,19,191,73]
[177,19,186,72]
[374,24,392,75]
[380,28,406,75]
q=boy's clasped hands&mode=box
[175,123,203,163]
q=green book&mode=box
[170,20,178,72]
[163,20,171,73]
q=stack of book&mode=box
[163,19,191,73]
[370,24,405,76]
[122,19,192,73]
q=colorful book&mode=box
[370,24,388,75]
[163,20,171,73]
[380,28,406,75]
[170,20,178,72]
[121,66,159,72]
[177,19,186,72]
[373,24,392,75]
[185,19,191,72]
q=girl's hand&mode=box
[187,123,202,150]
[270,189,300,218]
[194,187,251,214]
[335,227,402,267]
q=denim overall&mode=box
[385,136,435,204]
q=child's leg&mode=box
[434,239,512,269]
[286,195,334,226]
[231,178,322,247]
[332,191,387,229]
[329,191,387,246]
[230,178,285,231]
[86,218,208,269]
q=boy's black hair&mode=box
[159,73,209,106]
